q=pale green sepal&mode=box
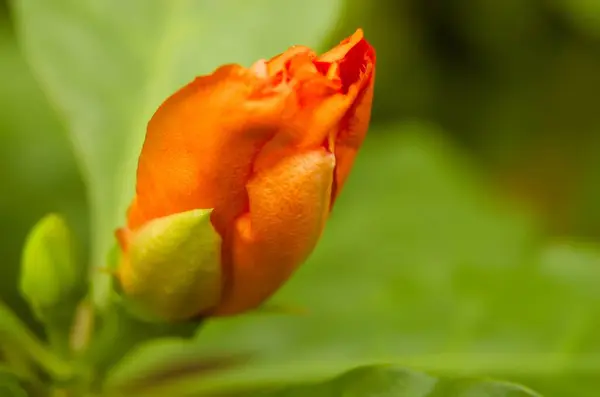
[118,208,222,322]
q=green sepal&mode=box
[19,214,82,320]
[117,208,222,322]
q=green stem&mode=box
[39,306,78,361]
[1,344,36,381]
[86,302,198,381]
[46,326,70,361]
[0,300,74,380]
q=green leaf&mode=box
[0,12,87,340]
[105,358,539,397]
[119,208,221,322]
[259,366,540,397]
[101,338,248,397]
[12,0,343,309]
[186,122,600,396]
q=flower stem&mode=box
[83,300,199,389]
[0,300,74,381]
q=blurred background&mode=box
[2,0,600,395]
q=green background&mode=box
[2,0,600,395]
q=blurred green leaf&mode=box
[0,14,87,334]
[106,355,539,397]
[258,366,540,397]
[103,338,211,389]
[102,338,248,397]
[12,0,343,309]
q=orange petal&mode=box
[126,65,288,236]
[212,149,335,315]
[267,45,314,76]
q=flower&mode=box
[116,29,375,319]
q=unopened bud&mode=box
[20,214,81,317]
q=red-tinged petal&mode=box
[317,28,365,64]
[332,67,375,202]
[324,30,376,203]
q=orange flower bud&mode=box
[116,29,376,318]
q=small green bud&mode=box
[20,214,81,317]
[117,208,222,322]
